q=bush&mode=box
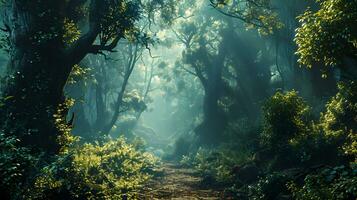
[29,137,158,200]
[0,133,39,200]
[288,165,357,200]
[274,82,357,166]
[181,147,253,185]
[172,135,192,159]
[223,119,260,152]
[248,172,289,200]
[286,82,357,200]
[320,81,357,162]
[261,91,311,152]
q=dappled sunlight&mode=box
[0,0,356,199]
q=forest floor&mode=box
[140,162,227,200]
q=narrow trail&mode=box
[140,162,225,200]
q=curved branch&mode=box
[89,36,121,54]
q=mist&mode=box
[0,0,356,199]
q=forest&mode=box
[0,0,356,199]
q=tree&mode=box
[0,0,175,153]
[209,0,282,34]
[176,15,230,144]
[269,0,338,99]
[295,0,357,80]
[172,3,272,144]
[66,42,145,140]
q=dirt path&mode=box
[140,162,225,200]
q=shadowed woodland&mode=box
[0,0,356,199]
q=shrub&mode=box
[320,81,357,162]
[172,136,191,159]
[276,82,357,166]
[30,137,158,200]
[0,133,40,200]
[286,82,357,200]
[248,172,289,200]
[288,165,357,200]
[261,91,311,152]
[181,147,253,184]
[194,148,234,184]
[224,119,260,152]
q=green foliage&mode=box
[319,81,357,162]
[63,18,81,44]
[250,83,357,199]
[99,0,141,44]
[30,137,158,200]
[130,136,147,152]
[67,64,94,85]
[171,135,192,159]
[223,119,260,150]
[144,0,178,26]
[181,147,253,184]
[54,99,78,153]
[122,90,147,113]
[345,132,357,162]
[263,82,357,166]
[288,165,357,200]
[0,133,39,199]
[261,91,311,151]
[295,0,357,68]
[248,172,289,200]
[210,0,283,35]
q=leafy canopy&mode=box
[295,0,357,68]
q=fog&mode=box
[0,0,355,199]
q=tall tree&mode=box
[0,0,175,153]
[173,1,276,144]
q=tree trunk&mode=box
[195,29,229,144]
[94,69,108,133]
[0,1,71,153]
[100,71,130,135]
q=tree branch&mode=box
[89,36,121,54]
[182,66,198,76]
[65,0,105,64]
